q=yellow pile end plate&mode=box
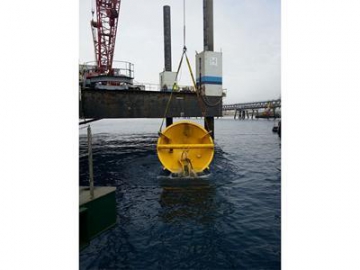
[157,121,214,173]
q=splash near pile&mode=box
[157,121,214,176]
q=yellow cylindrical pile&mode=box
[157,121,214,175]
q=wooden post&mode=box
[87,125,94,199]
[234,109,237,119]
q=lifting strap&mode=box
[158,48,186,134]
[158,46,211,135]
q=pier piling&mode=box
[204,116,214,139]
[203,0,214,51]
[163,6,172,72]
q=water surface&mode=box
[79,118,281,269]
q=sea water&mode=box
[79,117,281,269]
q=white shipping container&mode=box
[196,51,223,96]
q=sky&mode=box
[79,0,280,104]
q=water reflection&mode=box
[159,177,217,224]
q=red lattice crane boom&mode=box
[91,0,121,75]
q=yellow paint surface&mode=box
[157,121,214,173]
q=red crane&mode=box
[91,0,121,75]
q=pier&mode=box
[223,99,281,119]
